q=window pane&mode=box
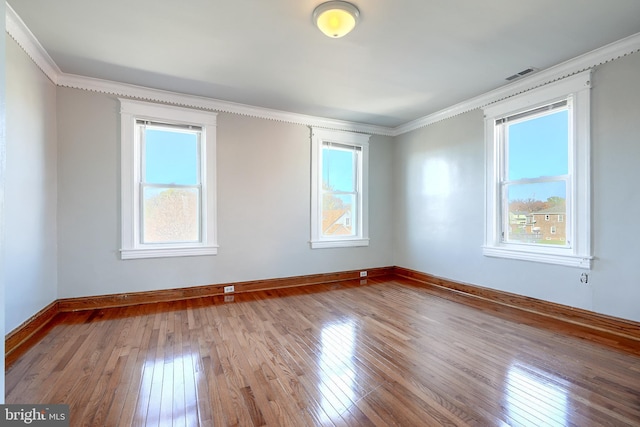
[143,187,200,243]
[145,128,199,185]
[323,147,355,192]
[322,194,356,237]
[505,182,567,245]
[507,109,569,180]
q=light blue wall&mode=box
[589,52,640,319]
[4,36,58,332]
[393,51,640,322]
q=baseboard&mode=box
[393,266,640,352]
[5,300,60,363]
[57,266,394,312]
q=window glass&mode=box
[507,109,569,180]
[506,188,567,245]
[502,108,569,248]
[141,125,202,245]
[143,187,200,243]
[144,128,199,185]
[322,194,356,237]
[322,146,358,238]
[323,147,355,192]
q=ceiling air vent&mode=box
[505,67,538,81]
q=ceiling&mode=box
[7,0,640,128]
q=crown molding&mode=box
[5,2,640,138]
[393,31,640,136]
[57,73,395,136]
[5,2,60,84]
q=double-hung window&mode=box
[120,99,218,259]
[310,128,370,248]
[483,71,592,268]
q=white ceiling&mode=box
[7,0,640,127]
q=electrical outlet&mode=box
[224,285,235,293]
[360,271,367,277]
[224,295,234,302]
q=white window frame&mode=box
[120,99,218,259]
[483,70,592,269]
[310,128,370,249]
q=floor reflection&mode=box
[505,363,569,427]
[136,352,200,426]
[318,320,357,421]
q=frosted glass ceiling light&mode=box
[313,1,360,38]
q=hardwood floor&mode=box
[5,276,640,426]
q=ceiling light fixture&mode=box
[313,1,360,38]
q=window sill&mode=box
[310,238,370,249]
[121,245,218,260]
[483,246,592,269]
